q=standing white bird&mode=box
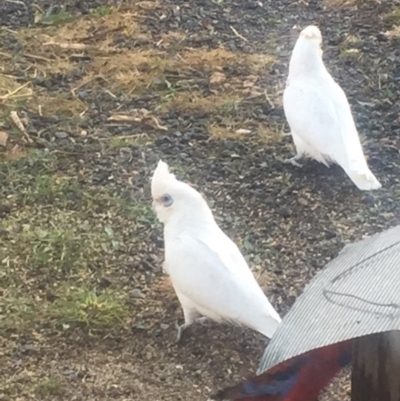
[282,25,381,191]
[151,160,281,341]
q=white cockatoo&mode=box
[282,25,381,191]
[151,160,281,341]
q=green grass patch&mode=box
[109,135,153,148]
[21,224,92,274]
[34,378,65,399]
[384,8,400,25]
[1,210,124,278]
[89,5,114,18]
[1,285,128,334]
[35,5,77,26]
[48,286,128,329]
[0,292,37,334]
[0,149,153,335]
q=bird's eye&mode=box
[161,194,174,207]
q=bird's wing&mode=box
[283,74,366,170]
[165,228,280,329]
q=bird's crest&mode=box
[300,25,322,41]
[151,160,177,199]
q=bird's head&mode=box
[300,25,322,41]
[288,25,324,77]
[151,160,208,224]
[299,25,323,55]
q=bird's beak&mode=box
[152,199,163,211]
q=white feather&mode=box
[151,160,281,339]
[283,25,381,191]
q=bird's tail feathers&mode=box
[345,163,381,191]
[255,314,282,340]
[338,132,381,191]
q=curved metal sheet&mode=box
[257,225,400,375]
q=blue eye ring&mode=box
[162,194,174,207]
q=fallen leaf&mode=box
[235,129,251,135]
[210,72,226,86]
[243,75,258,88]
[108,115,140,122]
[0,131,9,147]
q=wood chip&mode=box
[0,131,9,147]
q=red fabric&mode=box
[215,341,351,401]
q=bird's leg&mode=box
[175,307,200,343]
[281,154,303,168]
[175,320,188,342]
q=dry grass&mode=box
[384,26,400,38]
[0,145,29,161]
[159,91,241,113]
[256,123,281,143]
[0,3,276,136]
[208,121,280,141]
[88,50,173,92]
[179,48,274,75]
[35,94,87,117]
[0,74,33,103]
[159,31,187,48]
[134,0,161,11]
[323,0,372,7]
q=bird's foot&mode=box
[175,317,208,342]
[175,320,187,343]
[196,317,208,325]
[281,155,303,168]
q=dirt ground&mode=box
[1,0,400,400]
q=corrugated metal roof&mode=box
[257,225,400,375]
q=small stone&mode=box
[130,289,144,298]
[55,131,68,139]
[99,277,112,289]
[19,344,36,354]
[278,207,292,218]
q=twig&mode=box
[230,26,248,42]
[103,89,117,99]
[0,51,12,59]
[149,116,168,131]
[264,90,275,109]
[0,82,31,101]
[23,53,52,62]
[43,42,88,50]
[6,0,27,7]
[2,27,18,34]
[10,111,33,144]
[107,115,141,122]
[97,134,149,142]
[71,75,105,97]
[31,3,45,13]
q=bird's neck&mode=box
[288,43,326,78]
[165,206,217,234]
